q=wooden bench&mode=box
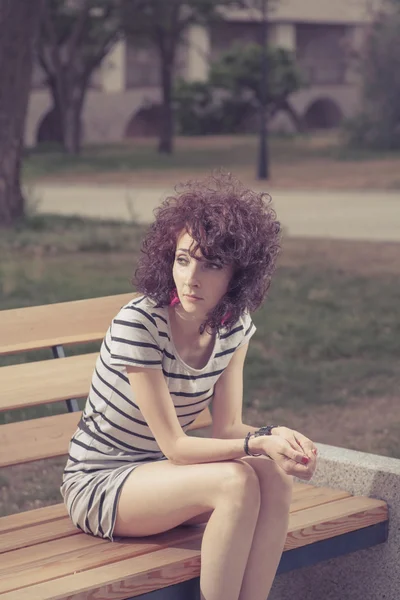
[0,294,389,600]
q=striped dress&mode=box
[60,294,256,540]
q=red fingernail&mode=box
[302,456,309,465]
[312,449,317,455]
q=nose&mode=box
[185,261,201,288]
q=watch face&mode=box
[255,425,277,436]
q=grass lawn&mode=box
[22,133,400,190]
[1,215,400,514]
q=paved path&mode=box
[27,183,400,242]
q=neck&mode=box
[170,305,207,338]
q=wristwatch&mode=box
[244,425,279,457]
[253,425,279,437]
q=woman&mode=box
[61,172,317,600]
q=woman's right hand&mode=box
[249,434,316,481]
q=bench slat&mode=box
[0,412,81,467]
[0,504,67,536]
[289,485,350,512]
[0,408,212,468]
[0,515,80,556]
[0,526,204,594]
[0,484,353,558]
[0,496,388,600]
[0,293,135,356]
[286,496,388,550]
[0,538,202,600]
[0,483,309,554]
[0,354,97,412]
[0,482,310,553]
[0,534,104,574]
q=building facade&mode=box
[25,0,379,147]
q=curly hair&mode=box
[134,171,281,333]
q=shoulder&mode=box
[113,296,163,327]
[109,295,166,368]
[113,295,169,340]
[239,310,255,336]
[220,310,254,337]
[219,310,256,348]
[113,295,158,332]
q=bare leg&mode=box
[114,458,261,600]
[238,456,293,600]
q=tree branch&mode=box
[40,3,62,76]
[36,38,53,80]
[40,2,66,110]
[82,29,121,83]
[66,0,91,68]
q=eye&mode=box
[206,262,223,270]
[176,256,189,265]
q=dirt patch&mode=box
[243,395,400,458]
[37,158,400,191]
[30,133,400,190]
[280,238,400,276]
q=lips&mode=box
[184,294,202,300]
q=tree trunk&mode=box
[158,58,174,154]
[63,89,85,155]
[46,77,85,155]
[0,0,43,227]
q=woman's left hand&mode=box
[272,426,318,477]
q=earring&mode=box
[170,289,180,306]
[221,311,232,325]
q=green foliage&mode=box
[174,43,304,135]
[210,43,304,108]
[37,0,121,153]
[40,0,121,61]
[121,0,241,151]
[173,79,252,134]
[345,0,400,150]
[121,0,277,62]
[122,0,239,49]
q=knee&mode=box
[257,460,293,510]
[219,460,261,512]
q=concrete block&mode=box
[269,444,400,600]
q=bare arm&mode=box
[211,343,317,479]
[126,344,313,475]
[126,364,258,465]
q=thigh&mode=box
[114,458,254,537]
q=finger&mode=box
[288,436,305,454]
[296,435,317,458]
[294,460,316,479]
[287,449,311,465]
[280,459,312,479]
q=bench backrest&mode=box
[0,293,212,469]
[0,292,135,356]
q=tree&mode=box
[122,0,240,154]
[174,45,303,135]
[0,0,44,227]
[346,0,400,150]
[37,0,121,155]
[210,43,304,127]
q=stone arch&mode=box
[125,104,163,137]
[36,108,63,146]
[303,98,343,130]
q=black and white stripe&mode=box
[64,294,256,472]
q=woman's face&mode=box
[172,230,234,318]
